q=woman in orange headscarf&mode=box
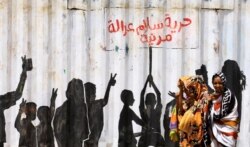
[169,76,210,147]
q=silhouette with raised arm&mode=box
[138,75,165,147]
[15,99,37,147]
[195,64,214,94]
[37,88,58,147]
[221,60,246,122]
[118,89,144,147]
[53,79,89,147]
[84,73,117,147]
[0,56,31,147]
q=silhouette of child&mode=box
[37,88,58,147]
[118,89,144,147]
[138,75,165,147]
[84,73,116,147]
[15,99,37,147]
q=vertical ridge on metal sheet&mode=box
[8,0,24,145]
[0,0,8,94]
[237,1,250,147]
[49,0,68,107]
[200,10,221,87]
[67,10,85,80]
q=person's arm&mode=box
[1,56,28,109]
[139,76,150,122]
[163,102,171,131]
[131,109,144,126]
[149,75,161,107]
[168,91,176,99]
[177,80,184,115]
[15,99,26,132]
[15,72,27,100]
[50,88,58,121]
[15,112,22,132]
[14,56,29,101]
[140,76,150,110]
[103,73,117,106]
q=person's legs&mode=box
[0,142,4,147]
[137,136,144,147]
[84,141,98,147]
[157,134,166,147]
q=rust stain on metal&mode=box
[213,42,219,53]
[23,3,32,12]
[116,2,129,8]
[0,63,3,70]
[41,4,51,12]
[100,44,107,51]
[0,1,5,9]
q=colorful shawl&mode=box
[169,75,209,146]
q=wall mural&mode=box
[0,50,246,147]
[0,1,248,147]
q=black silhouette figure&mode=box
[15,99,37,147]
[221,60,246,122]
[163,98,178,147]
[0,56,31,147]
[195,64,214,94]
[53,79,89,147]
[84,73,117,147]
[37,88,58,147]
[138,75,165,147]
[118,89,144,147]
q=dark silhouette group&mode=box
[0,56,118,147]
[0,56,246,147]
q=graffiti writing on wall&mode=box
[108,14,192,46]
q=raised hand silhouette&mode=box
[37,88,58,147]
[84,73,117,147]
[109,73,117,86]
[0,56,31,147]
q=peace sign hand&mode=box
[21,55,27,71]
[109,73,117,86]
[51,88,58,102]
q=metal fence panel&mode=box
[0,0,249,146]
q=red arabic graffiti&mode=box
[108,14,192,46]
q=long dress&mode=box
[169,76,210,147]
[210,88,238,147]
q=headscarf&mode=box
[178,75,208,100]
[212,72,236,119]
[212,72,227,86]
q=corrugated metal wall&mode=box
[0,0,249,146]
